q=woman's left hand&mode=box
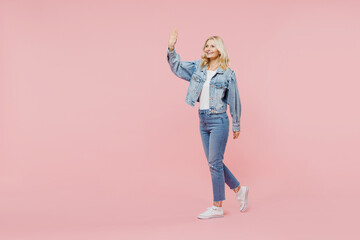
[233,131,240,139]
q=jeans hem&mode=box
[230,183,241,190]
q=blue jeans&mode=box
[198,109,240,202]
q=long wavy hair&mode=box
[200,36,230,71]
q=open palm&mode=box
[168,28,178,49]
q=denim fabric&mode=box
[199,109,240,202]
[167,48,242,132]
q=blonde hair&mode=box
[200,36,230,70]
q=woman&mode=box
[167,29,249,219]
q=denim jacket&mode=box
[167,48,241,132]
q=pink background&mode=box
[1,0,359,239]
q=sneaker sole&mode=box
[197,215,224,219]
[240,186,249,212]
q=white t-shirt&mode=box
[199,70,217,110]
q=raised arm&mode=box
[227,70,242,132]
[167,28,197,81]
[167,48,198,82]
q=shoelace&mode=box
[205,206,221,212]
[236,191,245,201]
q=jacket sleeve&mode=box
[227,70,241,132]
[166,48,198,82]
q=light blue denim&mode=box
[167,48,242,132]
[199,109,240,202]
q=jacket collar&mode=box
[201,63,224,74]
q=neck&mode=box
[208,58,220,70]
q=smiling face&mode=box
[204,39,221,60]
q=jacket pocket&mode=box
[214,81,228,89]
[192,73,202,82]
[214,81,228,101]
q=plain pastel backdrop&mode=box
[1,0,359,239]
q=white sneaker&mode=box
[197,205,224,219]
[236,186,249,212]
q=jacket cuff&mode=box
[232,123,240,132]
[167,47,176,57]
